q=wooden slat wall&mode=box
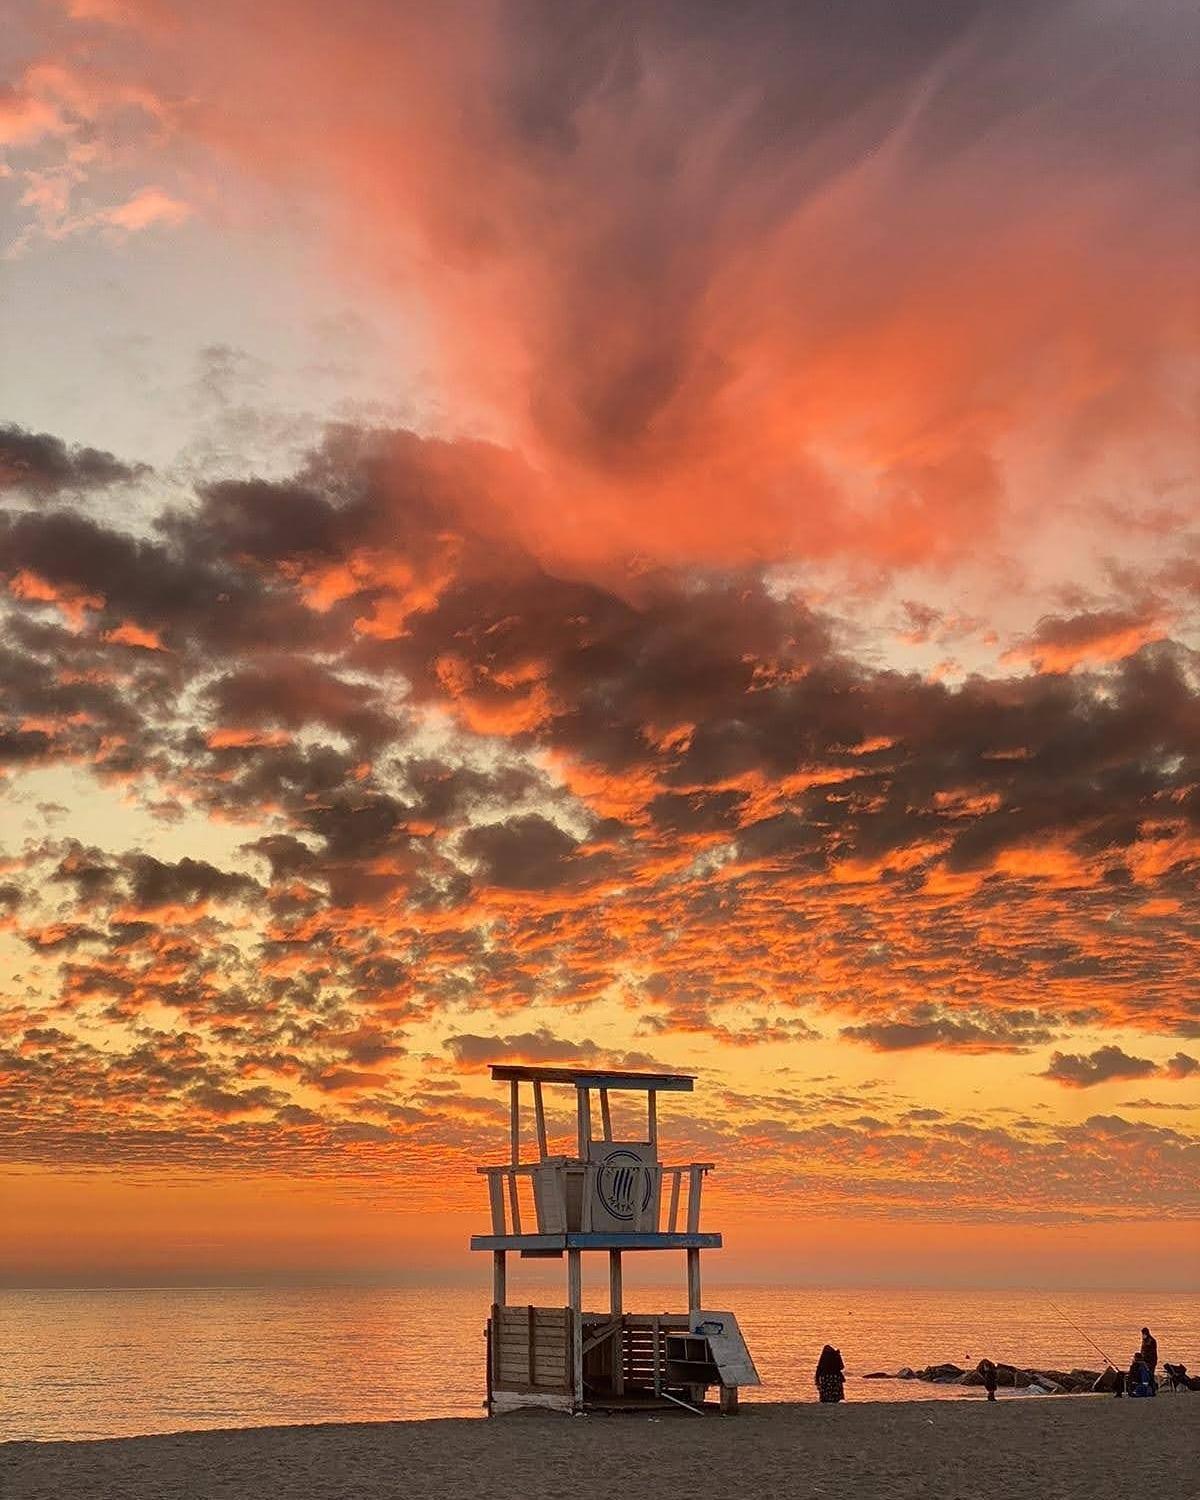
[491,1306,572,1394]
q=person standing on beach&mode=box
[979,1359,998,1401]
[1140,1328,1158,1393]
[815,1345,845,1403]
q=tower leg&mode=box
[568,1248,583,1406]
[686,1248,702,1318]
[492,1250,507,1306]
[609,1249,624,1395]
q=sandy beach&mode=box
[2,1397,1190,1500]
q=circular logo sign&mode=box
[596,1148,654,1222]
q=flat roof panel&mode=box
[470,1232,722,1252]
[488,1064,694,1090]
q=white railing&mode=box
[478,1159,713,1236]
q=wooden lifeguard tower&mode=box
[470,1063,760,1414]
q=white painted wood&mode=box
[567,1247,582,1311]
[577,1087,592,1156]
[608,1249,623,1314]
[487,1172,506,1233]
[690,1311,761,1387]
[533,1080,548,1159]
[647,1088,658,1145]
[490,1390,572,1416]
[569,1272,583,1405]
[509,1079,520,1166]
[599,1088,613,1141]
[533,1162,566,1233]
[687,1164,703,1232]
[686,1247,702,1315]
[668,1168,681,1232]
[493,1250,507,1306]
[506,1171,522,1234]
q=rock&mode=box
[958,1369,985,1386]
[896,1367,915,1380]
[1013,1369,1032,1387]
[994,1363,1018,1386]
[926,1363,965,1382]
[1070,1370,1101,1386]
[1092,1368,1121,1393]
[863,1372,893,1379]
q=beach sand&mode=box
[1,1397,1190,1500]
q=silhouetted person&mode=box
[979,1358,998,1401]
[1127,1352,1153,1397]
[815,1344,845,1403]
[1141,1327,1158,1393]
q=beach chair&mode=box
[1161,1362,1189,1393]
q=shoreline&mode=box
[0,1389,1122,1448]
[2,1400,1191,1500]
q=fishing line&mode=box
[1044,1297,1116,1369]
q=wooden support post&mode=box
[568,1248,583,1407]
[686,1247,702,1317]
[506,1170,522,1234]
[577,1087,592,1158]
[492,1249,507,1307]
[486,1310,495,1416]
[487,1172,505,1234]
[668,1169,681,1233]
[509,1079,520,1166]
[608,1250,623,1314]
[609,1249,624,1395]
[527,1303,537,1388]
[647,1089,658,1147]
[533,1080,548,1160]
[599,1088,613,1141]
[687,1165,703,1232]
[567,1247,582,1310]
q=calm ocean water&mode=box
[1,1285,1196,1441]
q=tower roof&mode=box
[488,1063,694,1091]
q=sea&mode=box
[1,1285,1196,1442]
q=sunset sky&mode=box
[1,2,1197,1290]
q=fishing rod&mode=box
[1045,1298,1117,1369]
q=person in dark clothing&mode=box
[979,1359,998,1401]
[815,1344,845,1403]
[1140,1327,1158,1393]
[1127,1352,1153,1397]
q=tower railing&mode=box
[478,1160,713,1236]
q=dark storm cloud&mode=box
[0,507,330,656]
[1041,1045,1158,1089]
[123,855,261,909]
[459,814,590,890]
[842,1012,1054,1054]
[207,659,397,747]
[0,424,145,495]
[445,1025,666,1072]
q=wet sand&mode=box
[1,1396,1190,1500]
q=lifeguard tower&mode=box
[470,1063,760,1414]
